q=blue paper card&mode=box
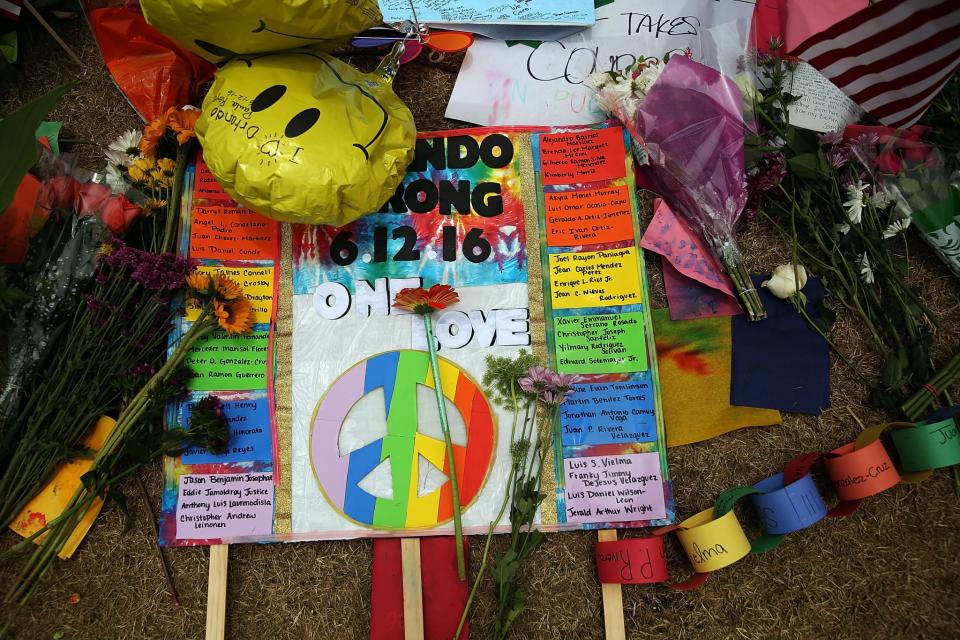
[560,376,657,446]
[378,0,596,25]
[181,397,272,464]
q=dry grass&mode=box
[2,14,960,640]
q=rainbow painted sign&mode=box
[310,351,495,530]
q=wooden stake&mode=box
[205,544,229,640]
[597,530,626,640]
[400,538,425,640]
[21,0,84,67]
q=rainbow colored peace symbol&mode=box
[310,350,496,529]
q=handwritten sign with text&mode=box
[184,330,269,391]
[539,128,626,185]
[548,247,642,309]
[190,205,277,261]
[175,472,274,539]
[563,453,666,523]
[180,397,272,464]
[554,312,647,374]
[544,184,634,246]
[560,378,656,446]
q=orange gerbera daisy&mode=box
[139,107,176,157]
[393,284,459,315]
[214,298,254,334]
[185,271,211,293]
[169,108,200,144]
[213,275,243,301]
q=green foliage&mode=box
[0,83,73,212]
[482,349,539,409]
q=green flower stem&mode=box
[2,313,219,605]
[160,143,191,255]
[455,384,527,639]
[422,315,466,581]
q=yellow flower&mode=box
[98,243,113,256]
[213,275,243,301]
[144,198,167,211]
[128,157,156,183]
[150,168,172,187]
[157,158,176,176]
[186,271,211,293]
[214,298,253,334]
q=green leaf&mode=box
[787,153,830,180]
[0,82,73,212]
[785,126,820,155]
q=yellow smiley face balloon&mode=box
[141,0,381,62]
[196,52,416,226]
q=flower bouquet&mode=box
[587,55,767,321]
[846,124,960,281]
[0,155,143,422]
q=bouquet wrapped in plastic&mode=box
[587,55,766,321]
[847,124,960,281]
[0,154,141,422]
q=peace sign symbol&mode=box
[310,350,496,529]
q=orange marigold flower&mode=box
[186,271,211,293]
[214,298,254,334]
[170,108,200,144]
[393,284,459,315]
[213,275,243,301]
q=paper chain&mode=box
[594,409,960,588]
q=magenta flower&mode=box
[518,366,550,395]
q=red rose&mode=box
[38,176,79,211]
[99,195,141,234]
[875,149,903,175]
[902,143,931,164]
[75,183,113,217]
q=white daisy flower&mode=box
[834,222,850,235]
[844,181,866,225]
[105,164,127,191]
[859,253,875,284]
[869,189,893,209]
[882,218,912,239]
[108,129,142,157]
[104,148,133,168]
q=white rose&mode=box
[761,263,808,299]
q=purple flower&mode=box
[127,363,156,376]
[518,366,550,395]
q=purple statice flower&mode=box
[518,366,550,396]
[82,293,103,311]
[127,362,156,377]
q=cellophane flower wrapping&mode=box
[633,55,765,320]
[849,125,960,281]
[0,152,142,421]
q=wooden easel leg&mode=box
[598,530,626,640]
[401,537,425,640]
[205,544,229,640]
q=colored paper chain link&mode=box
[594,411,960,588]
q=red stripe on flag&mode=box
[813,19,960,87]
[847,51,960,112]
[790,0,907,58]
[801,1,959,69]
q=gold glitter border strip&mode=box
[518,136,558,526]
[273,222,294,534]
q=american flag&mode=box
[0,0,21,22]
[789,0,960,129]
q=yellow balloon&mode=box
[141,0,382,61]
[196,52,416,226]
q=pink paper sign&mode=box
[563,453,667,524]
[175,472,274,540]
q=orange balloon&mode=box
[424,30,474,53]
